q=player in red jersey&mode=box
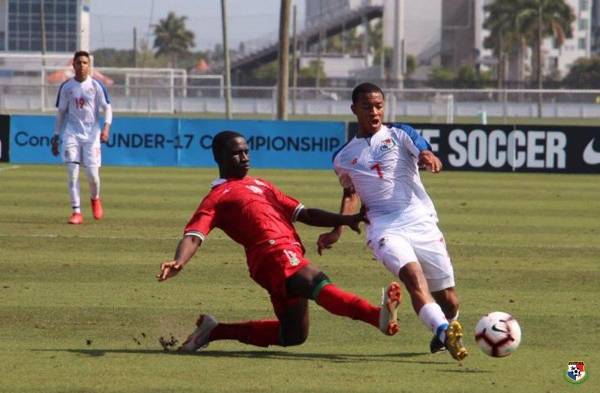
[157,130,402,352]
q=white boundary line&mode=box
[0,165,21,173]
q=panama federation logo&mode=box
[565,361,587,384]
[583,139,600,165]
[378,138,397,153]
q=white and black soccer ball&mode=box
[474,311,522,357]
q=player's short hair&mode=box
[73,50,90,61]
[352,82,385,104]
[212,130,244,161]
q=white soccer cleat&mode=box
[379,282,402,335]
[178,314,218,353]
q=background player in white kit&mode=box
[51,51,112,225]
[317,83,467,361]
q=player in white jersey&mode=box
[51,51,113,225]
[317,83,467,361]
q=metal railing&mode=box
[3,79,600,120]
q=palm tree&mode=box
[516,0,574,89]
[153,12,195,67]
[484,0,573,89]
[484,0,527,87]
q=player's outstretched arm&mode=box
[157,235,202,282]
[316,188,361,255]
[418,150,443,173]
[297,207,367,232]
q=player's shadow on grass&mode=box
[34,348,454,365]
[438,368,492,374]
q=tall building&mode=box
[444,0,590,81]
[545,0,591,77]
[441,0,483,70]
[382,0,442,67]
[0,0,90,53]
[592,0,600,52]
[304,0,443,79]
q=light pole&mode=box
[221,0,232,119]
[391,0,405,89]
[277,0,291,120]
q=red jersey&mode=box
[184,176,305,254]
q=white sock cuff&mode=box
[418,302,448,333]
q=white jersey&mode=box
[333,124,437,240]
[55,76,111,142]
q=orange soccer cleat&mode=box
[91,198,103,220]
[68,212,83,225]
[379,281,402,336]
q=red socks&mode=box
[209,320,280,347]
[206,284,380,348]
[315,284,379,328]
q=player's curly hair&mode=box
[212,130,244,161]
[352,82,385,104]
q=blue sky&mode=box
[90,0,305,51]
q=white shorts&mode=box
[62,137,101,167]
[367,221,455,292]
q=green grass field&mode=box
[1,164,598,393]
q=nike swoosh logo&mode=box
[491,324,508,334]
[583,139,600,165]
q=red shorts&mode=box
[247,244,310,317]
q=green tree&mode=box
[244,59,326,86]
[405,55,416,79]
[563,57,600,88]
[251,61,279,83]
[484,0,574,87]
[518,0,574,87]
[299,60,326,84]
[484,0,527,86]
[428,66,491,88]
[93,48,136,67]
[455,65,493,88]
[153,12,195,67]
[428,66,455,87]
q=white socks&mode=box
[418,302,449,343]
[85,166,100,199]
[67,163,81,213]
[67,164,101,213]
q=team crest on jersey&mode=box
[351,158,358,165]
[246,185,264,194]
[565,361,587,384]
[284,249,300,266]
[381,138,396,150]
[375,137,397,158]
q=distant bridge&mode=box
[231,5,384,73]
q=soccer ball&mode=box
[474,311,522,357]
